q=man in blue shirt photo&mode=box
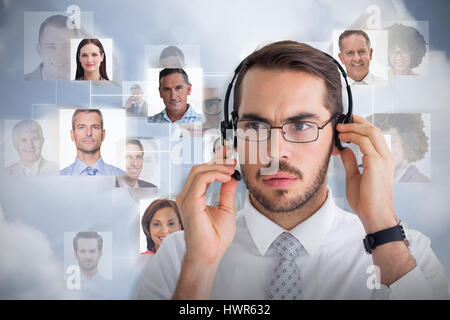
[60,109,125,176]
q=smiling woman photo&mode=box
[141,199,183,255]
[74,38,109,80]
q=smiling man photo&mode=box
[338,30,385,86]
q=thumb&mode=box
[339,147,360,181]
[218,177,238,213]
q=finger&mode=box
[178,164,235,202]
[339,147,360,180]
[189,171,233,199]
[218,176,239,213]
[337,116,391,158]
[338,132,377,156]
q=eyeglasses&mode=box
[389,48,410,57]
[236,114,338,143]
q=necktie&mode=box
[267,232,302,300]
[85,166,98,176]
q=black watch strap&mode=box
[363,224,406,254]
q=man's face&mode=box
[338,34,373,82]
[159,73,192,113]
[36,25,74,80]
[237,68,335,213]
[79,43,104,74]
[71,112,105,154]
[13,128,44,165]
[131,88,144,104]
[125,143,144,181]
[74,238,102,273]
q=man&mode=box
[60,109,125,176]
[25,15,78,80]
[115,139,157,188]
[73,232,104,281]
[6,120,58,176]
[148,68,203,124]
[367,113,430,182]
[124,84,149,117]
[338,30,385,85]
[139,41,447,300]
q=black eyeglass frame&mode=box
[235,113,341,143]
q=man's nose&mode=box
[269,128,290,161]
[170,89,177,99]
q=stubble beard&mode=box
[241,143,333,213]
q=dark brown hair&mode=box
[75,39,109,80]
[366,113,429,162]
[73,231,103,252]
[386,23,427,69]
[141,199,183,252]
[233,41,343,117]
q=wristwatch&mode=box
[363,220,410,254]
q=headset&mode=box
[220,49,354,181]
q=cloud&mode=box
[0,204,78,299]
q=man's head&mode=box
[70,109,105,155]
[338,30,373,82]
[366,113,428,173]
[233,41,342,213]
[125,139,144,181]
[73,232,103,275]
[159,46,186,68]
[35,15,78,80]
[12,120,44,166]
[159,68,192,114]
[130,84,144,105]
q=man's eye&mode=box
[293,122,313,131]
[45,45,56,50]
[244,122,268,130]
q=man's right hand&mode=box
[176,160,239,266]
[172,151,239,299]
[124,96,133,110]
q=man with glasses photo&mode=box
[139,41,447,300]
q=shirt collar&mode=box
[243,188,336,257]
[162,104,196,122]
[20,157,41,175]
[352,72,372,85]
[73,157,105,175]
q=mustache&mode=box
[256,160,303,180]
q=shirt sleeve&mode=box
[138,231,186,299]
[382,229,449,300]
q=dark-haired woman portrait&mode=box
[141,199,183,255]
[75,39,109,80]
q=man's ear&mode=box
[101,129,105,142]
[331,144,340,156]
[187,83,192,95]
[369,48,373,61]
[70,130,75,142]
[338,52,344,64]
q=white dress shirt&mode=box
[138,189,448,300]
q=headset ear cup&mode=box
[334,114,346,150]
